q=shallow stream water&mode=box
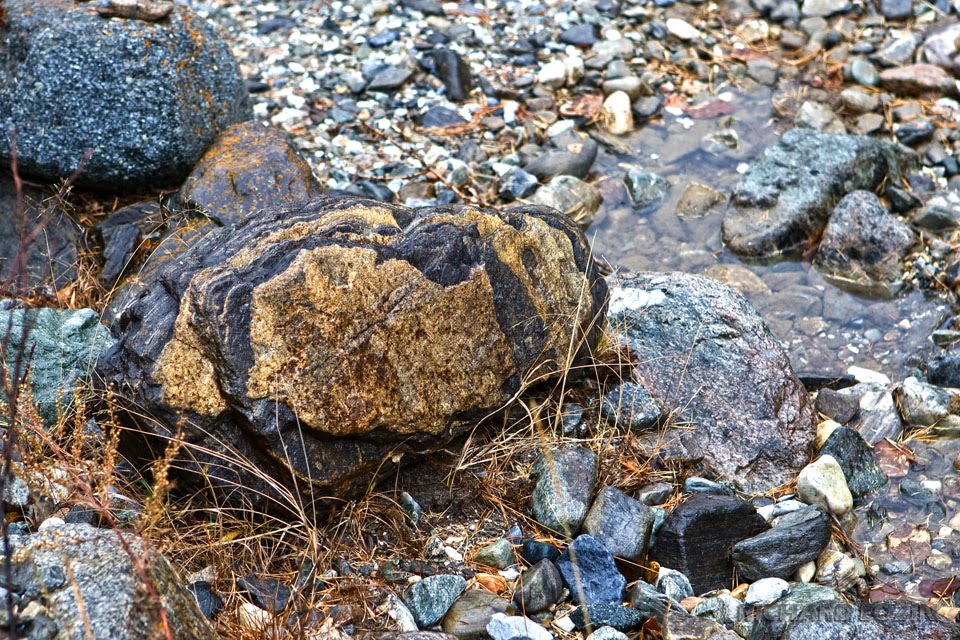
[588,86,948,380]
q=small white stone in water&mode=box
[745,578,790,606]
[679,117,695,130]
[666,18,704,41]
[797,455,853,516]
[38,517,65,531]
[848,366,890,386]
[795,560,816,583]
[737,163,750,174]
[602,91,633,135]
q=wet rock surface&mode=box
[607,272,815,493]
[723,129,911,258]
[0,0,251,190]
[732,506,832,582]
[98,197,606,509]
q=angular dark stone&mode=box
[608,273,815,494]
[819,426,887,497]
[559,24,598,47]
[557,535,627,605]
[513,560,563,614]
[188,582,225,620]
[520,540,560,565]
[97,197,607,512]
[928,348,960,388]
[367,66,415,92]
[97,206,150,288]
[599,383,664,431]
[816,388,860,424]
[723,128,913,258]
[896,119,935,146]
[0,177,82,291]
[884,184,922,213]
[781,600,960,640]
[0,0,251,190]
[649,494,768,595]
[582,486,656,561]
[627,580,685,623]
[570,603,644,632]
[731,506,831,582]
[426,49,475,102]
[532,446,598,536]
[421,106,466,128]
[236,576,291,614]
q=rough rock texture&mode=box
[442,590,512,640]
[8,523,213,640]
[731,506,832,582]
[879,64,960,97]
[819,426,887,497]
[0,176,82,291]
[722,128,911,258]
[514,560,563,615]
[1,308,115,426]
[782,600,960,640]
[607,272,815,493]
[0,0,252,190]
[813,191,914,297]
[557,535,627,605]
[97,197,607,511]
[403,575,467,629]
[179,121,323,226]
[532,445,598,536]
[582,486,656,561]
[749,583,843,640]
[649,494,768,595]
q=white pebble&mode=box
[745,577,790,606]
[666,18,704,41]
[602,91,634,135]
[797,455,853,516]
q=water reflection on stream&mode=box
[588,87,947,379]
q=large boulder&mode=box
[722,129,912,258]
[0,0,251,191]
[97,197,606,510]
[8,522,214,640]
[607,272,815,493]
[179,121,323,226]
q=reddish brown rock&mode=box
[179,121,323,226]
[879,64,960,97]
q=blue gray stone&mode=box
[557,535,626,605]
[403,575,467,628]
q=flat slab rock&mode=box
[722,128,912,258]
[607,272,815,494]
[97,196,607,511]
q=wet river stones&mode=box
[97,196,606,510]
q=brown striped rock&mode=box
[98,196,606,512]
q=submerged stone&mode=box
[722,128,912,258]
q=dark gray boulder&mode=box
[607,272,815,493]
[8,523,213,640]
[722,128,912,258]
[813,191,915,297]
[513,560,563,615]
[649,494,768,595]
[731,506,832,582]
[0,308,115,426]
[0,0,252,190]
[97,197,607,512]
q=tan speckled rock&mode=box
[98,196,606,511]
